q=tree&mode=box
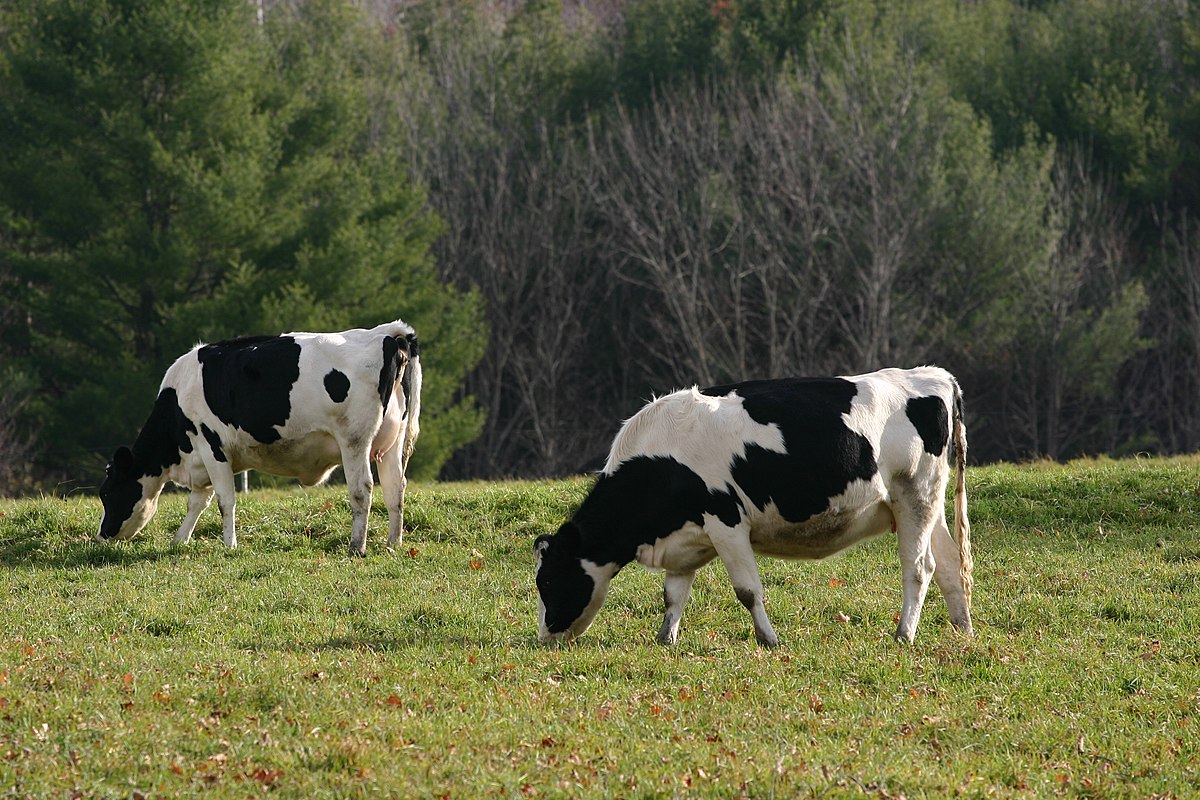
[969,154,1149,460]
[0,0,484,482]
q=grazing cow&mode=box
[97,319,422,556]
[534,367,972,646]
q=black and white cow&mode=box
[97,319,422,556]
[534,367,972,646]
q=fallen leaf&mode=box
[834,611,850,623]
[247,768,283,786]
[384,694,403,706]
[828,578,844,588]
[408,548,419,558]
[468,559,484,571]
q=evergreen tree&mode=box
[0,0,484,481]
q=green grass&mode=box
[2,457,1199,798]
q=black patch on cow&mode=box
[735,587,758,610]
[535,523,595,634]
[197,335,301,444]
[701,378,878,523]
[399,334,418,418]
[324,368,350,403]
[572,456,742,567]
[906,395,949,456]
[98,448,143,540]
[98,388,196,538]
[201,423,227,463]
[377,336,404,409]
[132,387,196,475]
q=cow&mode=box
[97,319,422,557]
[533,367,972,647]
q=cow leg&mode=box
[376,441,406,551]
[656,571,697,645]
[341,446,374,558]
[172,487,214,545]
[930,509,973,634]
[892,481,939,643]
[707,519,778,648]
[208,463,239,549]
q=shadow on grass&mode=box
[239,633,538,653]
[0,533,181,570]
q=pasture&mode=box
[1,457,1198,798]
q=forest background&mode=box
[1,0,1198,494]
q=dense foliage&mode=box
[2,0,1198,490]
[0,0,484,488]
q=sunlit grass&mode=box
[2,457,1198,797]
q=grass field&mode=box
[1,457,1198,798]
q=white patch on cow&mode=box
[604,387,786,492]
[746,494,895,559]
[635,522,715,573]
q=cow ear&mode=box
[533,535,552,555]
[112,446,134,474]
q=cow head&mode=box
[533,521,616,643]
[97,446,163,541]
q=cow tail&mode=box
[401,335,422,469]
[952,380,973,612]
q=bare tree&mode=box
[395,14,622,476]
[0,268,36,494]
[0,380,36,496]
[990,153,1146,459]
[590,48,980,390]
[1133,210,1200,453]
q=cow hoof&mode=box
[892,627,916,644]
[349,547,367,558]
[756,633,780,648]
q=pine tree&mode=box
[0,0,484,481]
